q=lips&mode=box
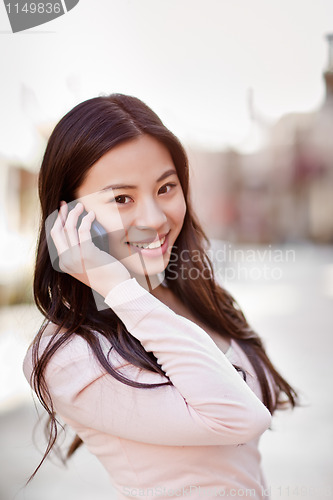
[125,231,170,246]
[124,231,170,256]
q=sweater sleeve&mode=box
[25,278,272,447]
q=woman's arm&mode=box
[24,278,271,447]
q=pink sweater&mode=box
[23,278,273,499]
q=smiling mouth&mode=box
[126,234,167,250]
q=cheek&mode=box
[94,207,126,233]
[92,207,129,255]
[171,194,187,226]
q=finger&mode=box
[77,209,95,241]
[49,207,70,256]
[56,201,71,247]
[58,201,68,226]
[78,211,110,269]
[64,202,84,248]
[63,202,86,272]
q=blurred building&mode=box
[188,34,333,244]
[0,87,47,305]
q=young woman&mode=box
[23,93,299,499]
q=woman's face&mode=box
[75,134,187,282]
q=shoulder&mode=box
[22,323,82,387]
[22,324,156,413]
[22,322,129,395]
[23,323,90,372]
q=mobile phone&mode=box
[66,201,110,253]
[46,201,109,273]
[79,209,110,253]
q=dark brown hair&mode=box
[28,93,299,482]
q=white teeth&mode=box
[130,235,166,250]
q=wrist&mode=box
[87,263,131,298]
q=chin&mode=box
[132,260,167,276]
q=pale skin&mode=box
[49,134,231,353]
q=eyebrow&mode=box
[98,168,178,193]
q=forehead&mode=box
[78,135,175,196]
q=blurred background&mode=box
[0,1,332,499]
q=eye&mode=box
[109,183,177,205]
[159,182,177,194]
[112,195,133,204]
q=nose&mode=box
[134,198,168,234]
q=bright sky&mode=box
[1,0,333,161]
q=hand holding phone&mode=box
[75,205,109,254]
[48,201,132,297]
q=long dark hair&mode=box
[28,93,299,482]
